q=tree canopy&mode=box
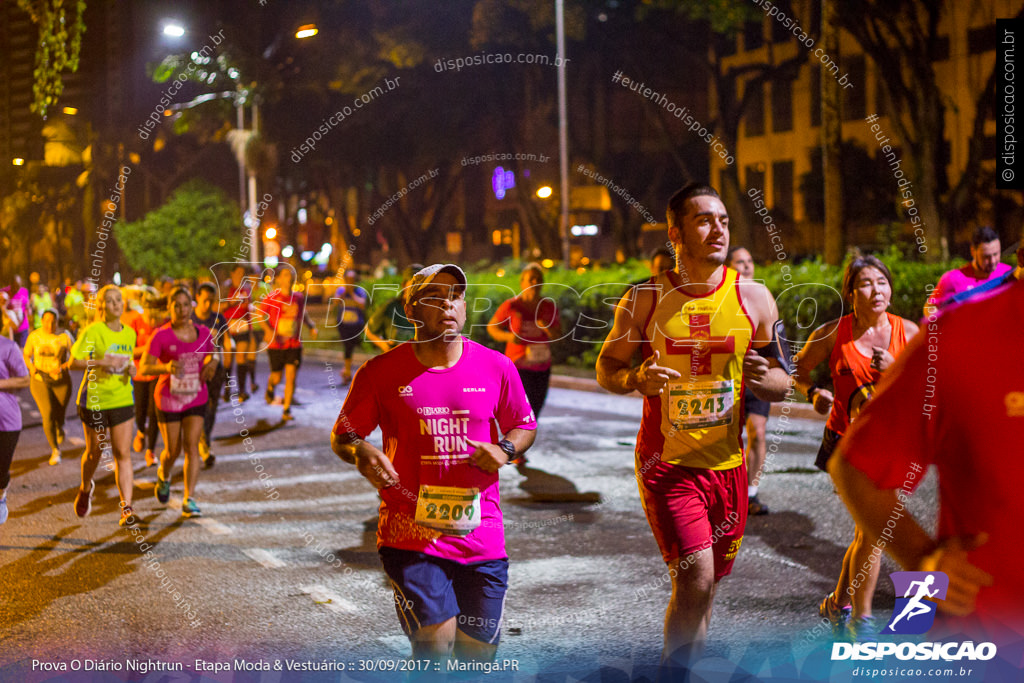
[116,179,243,279]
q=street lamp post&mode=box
[556,0,571,268]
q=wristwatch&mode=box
[498,438,518,465]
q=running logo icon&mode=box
[883,571,948,634]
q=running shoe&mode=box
[119,505,135,528]
[748,494,770,516]
[341,371,352,385]
[251,380,260,392]
[819,592,852,637]
[240,392,250,403]
[154,473,171,504]
[281,408,294,421]
[144,449,156,467]
[181,498,202,518]
[49,448,61,466]
[265,387,274,404]
[133,430,144,453]
[0,495,7,524]
[74,481,95,518]
[849,616,879,642]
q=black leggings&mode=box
[29,377,71,450]
[204,366,226,441]
[0,430,20,490]
[133,379,160,451]
[518,368,551,417]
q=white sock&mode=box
[748,485,758,498]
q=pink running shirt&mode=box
[929,262,1012,306]
[334,338,537,563]
[146,323,216,413]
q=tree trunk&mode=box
[913,136,946,263]
[821,0,844,266]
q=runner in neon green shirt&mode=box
[69,285,138,526]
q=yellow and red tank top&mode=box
[826,312,907,435]
[636,268,755,470]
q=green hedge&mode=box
[360,250,988,377]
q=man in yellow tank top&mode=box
[597,183,792,672]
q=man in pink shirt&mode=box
[331,264,537,664]
[926,226,1012,315]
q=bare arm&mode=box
[139,352,178,377]
[363,326,393,353]
[739,279,794,402]
[303,309,318,338]
[596,287,681,395]
[22,339,35,376]
[331,432,400,490]
[792,319,840,414]
[467,427,537,473]
[0,375,29,391]
[486,307,516,345]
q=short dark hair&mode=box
[197,282,218,298]
[971,225,999,247]
[841,255,893,303]
[726,246,750,263]
[667,183,721,225]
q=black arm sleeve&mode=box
[755,318,795,375]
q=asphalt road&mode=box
[0,356,941,682]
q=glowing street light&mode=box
[163,22,185,38]
[536,186,553,199]
[12,158,25,166]
[295,24,318,39]
[62,107,78,115]
[265,227,278,240]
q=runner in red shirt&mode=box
[486,262,562,455]
[222,264,258,402]
[794,255,919,640]
[129,290,163,467]
[331,264,536,664]
[258,268,317,421]
[831,279,1024,648]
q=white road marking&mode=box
[242,548,287,568]
[210,449,318,463]
[377,635,412,655]
[29,410,41,418]
[301,585,357,612]
[204,491,380,512]
[67,437,85,446]
[194,517,233,535]
[747,549,809,571]
[198,470,367,494]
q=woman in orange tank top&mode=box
[794,255,919,641]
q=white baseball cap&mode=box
[405,264,468,303]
